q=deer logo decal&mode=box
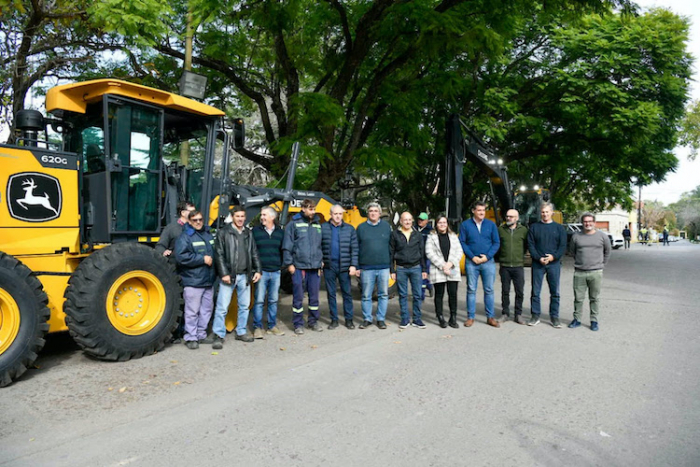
[7,172,62,222]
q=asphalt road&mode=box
[1,240,699,467]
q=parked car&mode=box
[610,233,624,249]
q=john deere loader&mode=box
[0,79,229,386]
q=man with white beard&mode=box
[497,209,528,324]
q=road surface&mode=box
[1,240,698,466]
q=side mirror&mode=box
[233,118,245,149]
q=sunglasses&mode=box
[191,218,204,222]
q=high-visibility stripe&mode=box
[308,306,319,311]
[192,241,205,246]
[292,307,304,313]
[296,223,308,227]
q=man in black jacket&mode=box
[207,206,261,348]
[390,212,428,329]
[156,201,195,261]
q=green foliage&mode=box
[679,100,700,159]
[669,185,700,240]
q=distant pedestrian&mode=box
[663,228,670,246]
[569,213,611,331]
[425,215,463,328]
[207,206,261,348]
[497,209,528,325]
[527,203,567,328]
[640,226,649,245]
[355,203,392,329]
[321,205,359,330]
[622,226,631,249]
[391,212,428,329]
[416,212,433,299]
[251,207,285,338]
[459,201,501,328]
[283,199,324,334]
[174,210,216,350]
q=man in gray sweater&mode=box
[569,212,611,331]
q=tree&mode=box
[466,9,692,213]
[670,186,700,240]
[679,99,700,159]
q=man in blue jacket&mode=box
[174,210,216,349]
[283,199,324,334]
[321,205,359,330]
[527,202,567,328]
[459,201,500,328]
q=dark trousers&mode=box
[292,269,320,328]
[324,266,353,321]
[500,265,524,316]
[531,261,561,318]
[434,281,458,317]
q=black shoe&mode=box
[345,319,355,330]
[235,333,254,342]
[308,323,323,332]
[438,317,448,328]
[448,314,458,328]
[359,320,372,329]
[200,333,217,344]
[212,336,224,349]
[568,319,582,329]
[170,337,182,344]
[377,321,387,329]
[514,315,525,325]
[185,340,199,350]
[328,320,339,330]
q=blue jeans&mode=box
[360,268,389,322]
[531,261,561,318]
[252,270,280,330]
[397,265,423,322]
[212,274,251,337]
[324,267,354,321]
[465,258,496,319]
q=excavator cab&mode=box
[52,80,226,244]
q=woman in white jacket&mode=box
[425,215,463,328]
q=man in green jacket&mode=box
[497,209,528,324]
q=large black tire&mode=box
[63,243,181,361]
[0,252,50,387]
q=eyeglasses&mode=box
[191,218,204,222]
[506,215,516,218]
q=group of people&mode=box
[157,198,611,351]
[461,201,610,330]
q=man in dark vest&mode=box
[321,204,359,330]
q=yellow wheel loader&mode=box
[0,79,228,386]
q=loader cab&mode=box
[48,80,226,245]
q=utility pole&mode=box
[637,183,643,235]
[180,7,194,167]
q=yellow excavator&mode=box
[0,79,230,386]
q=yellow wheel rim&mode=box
[106,271,165,335]
[0,288,21,354]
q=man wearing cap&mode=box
[416,212,433,299]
